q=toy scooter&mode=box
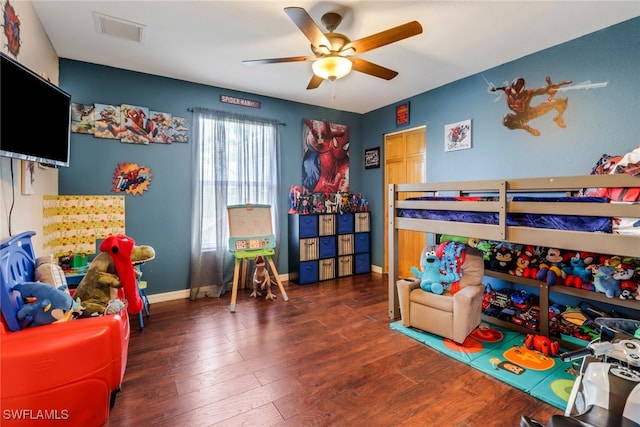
[521,317,640,427]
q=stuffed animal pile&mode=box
[11,255,83,328]
[410,241,465,295]
[8,237,155,327]
[73,235,155,315]
[441,235,640,300]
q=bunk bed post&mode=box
[538,283,550,336]
[498,180,507,241]
[388,184,400,319]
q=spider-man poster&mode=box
[301,119,349,193]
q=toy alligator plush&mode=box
[73,236,155,315]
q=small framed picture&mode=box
[444,119,472,152]
[364,147,381,169]
[396,102,410,127]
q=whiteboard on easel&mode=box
[227,204,276,252]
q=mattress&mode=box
[611,201,640,236]
[397,196,613,233]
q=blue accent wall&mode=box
[59,17,640,294]
[59,61,362,295]
[360,17,640,270]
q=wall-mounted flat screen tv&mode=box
[1,52,72,167]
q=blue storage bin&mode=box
[318,236,337,259]
[355,253,370,274]
[299,215,318,238]
[337,214,354,234]
[299,260,319,284]
[354,232,369,254]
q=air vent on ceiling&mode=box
[93,12,145,43]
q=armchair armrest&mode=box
[452,284,486,341]
[453,283,485,303]
[396,278,421,326]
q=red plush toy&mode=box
[100,234,143,314]
[524,333,560,357]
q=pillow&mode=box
[35,255,70,294]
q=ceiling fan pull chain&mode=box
[331,80,336,104]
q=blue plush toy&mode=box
[410,249,445,294]
[593,265,621,298]
[13,282,81,327]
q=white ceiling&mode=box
[32,1,640,114]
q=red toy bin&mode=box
[1,311,130,426]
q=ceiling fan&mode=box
[243,7,423,90]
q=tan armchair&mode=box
[396,247,485,344]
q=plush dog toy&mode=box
[250,254,277,301]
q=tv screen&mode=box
[1,52,72,167]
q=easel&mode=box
[227,204,289,312]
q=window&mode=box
[196,111,279,251]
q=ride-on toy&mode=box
[521,317,640,427]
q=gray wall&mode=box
[60,17,640,295]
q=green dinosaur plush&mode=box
[73,244,155,315]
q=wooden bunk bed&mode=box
[388,174,640,341]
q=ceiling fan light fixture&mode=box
[312,55,352,81]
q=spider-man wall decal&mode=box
[2,0,21,58]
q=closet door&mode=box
[384,126,426,279]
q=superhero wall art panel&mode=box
[302,119,349,193]
[91,103,189,143]
[108,104,155,145]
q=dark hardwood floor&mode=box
[105,273,562,427]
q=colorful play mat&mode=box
[390,321,580,410]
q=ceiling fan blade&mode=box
[306,74,324,90]
[350,57,398,80]
[243,55,315,65]
[284,7,332,50]
[343,21,423,54]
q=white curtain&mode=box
[189,108,281,299]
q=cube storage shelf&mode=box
[288,212,371,285]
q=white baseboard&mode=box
[146,267,381,303]
[147,289,190,304]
